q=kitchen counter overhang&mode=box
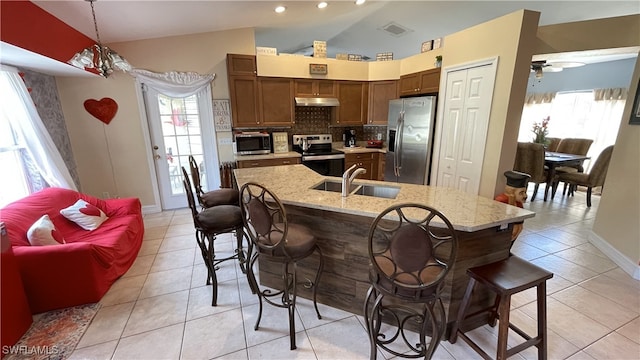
[234,164,534,233]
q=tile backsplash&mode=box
[234,106,387,148]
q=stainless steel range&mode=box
[292,134,345,177]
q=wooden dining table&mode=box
[544,151,590,200]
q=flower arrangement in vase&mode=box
[532,116,550,146]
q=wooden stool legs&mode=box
[450,257,552,360]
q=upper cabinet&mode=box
[227,54,260,127]
[399,68,441,97]
[258,77,295,127]
[367,80,398,125]
[334,81,368,126]
[295,79,336,97]
[227,54,439,128]
[227,54,257,76]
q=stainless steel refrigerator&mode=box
[385,96,437,185]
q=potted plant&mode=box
[532,116,550,146]
[435,55,442,68]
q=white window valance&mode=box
[129,68,215,97]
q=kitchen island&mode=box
[234,164,535,335]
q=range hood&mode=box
[295,97,340,107]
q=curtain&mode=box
[131,68,222,198]
[519,92,555,142]
[586,88,627,171]
[518,89,626,172]
[0,65,77,190]
[524,92,556,105]
[129,68,215,97]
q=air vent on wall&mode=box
[379,22,413,37]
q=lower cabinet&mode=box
[378,155,386,181]
[344,153,379,180]
[236,157,301,169]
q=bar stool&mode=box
[182,167,246,306]
[188,155,239,208]
[239,182,324,350]
[364,203,458,360]
[450,256,553,360]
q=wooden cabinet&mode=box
[378,154,386,181]
[334,81,368,126]
[236,157,301,169]
[227,54,259,127]
[258,77,294,126]
[399,68,441,97]
[228,75,259,127]
[227,54,257,76]
[344,152,379,180]
[294,79,336,97]
[367,80,398,125]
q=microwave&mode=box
[233,132,271,155]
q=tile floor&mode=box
[69,187,639,360]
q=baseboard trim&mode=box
[142,204,161,215]
[588,230,640,280]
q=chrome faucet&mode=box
[342,164,367,197]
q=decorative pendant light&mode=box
[68,0,131,77]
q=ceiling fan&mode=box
[531,60,585,79]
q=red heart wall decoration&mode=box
[84,98,118,124]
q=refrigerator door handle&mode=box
[393,113,402,177]
[397,112,405,176]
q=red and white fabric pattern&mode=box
[60,199,108,231]
[27,214,65,246]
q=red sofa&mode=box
[0,187,144,313]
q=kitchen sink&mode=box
[352,184,400,199]
[310,180,356,193]
[310,180,400,199]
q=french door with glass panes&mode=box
[143,85,220,209]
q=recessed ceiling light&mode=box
[355,0,366,5]
[275,6,286,13]
[317,2,328,9]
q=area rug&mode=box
[4,303,101,360]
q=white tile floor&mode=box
[69,186,640,360]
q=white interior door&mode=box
[437,70,466,188]
[435,61,496,194]
[143,85,220,210]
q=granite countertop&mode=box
[234,151,301,161]
[234,164,535,233]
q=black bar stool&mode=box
[450,256,553,360]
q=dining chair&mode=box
[364,203,458,360]
[556,145,614,207]
[239,182,324,350]
[552,138,594,197]
[188,155,239,208]
[545,137,562,152]
[513,142,547,201]
[555,138,593,171]
[181,167,246,305]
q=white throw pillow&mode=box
[60,199,108,231]
[27,214,65,246]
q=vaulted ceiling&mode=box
[32,0,640,60]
